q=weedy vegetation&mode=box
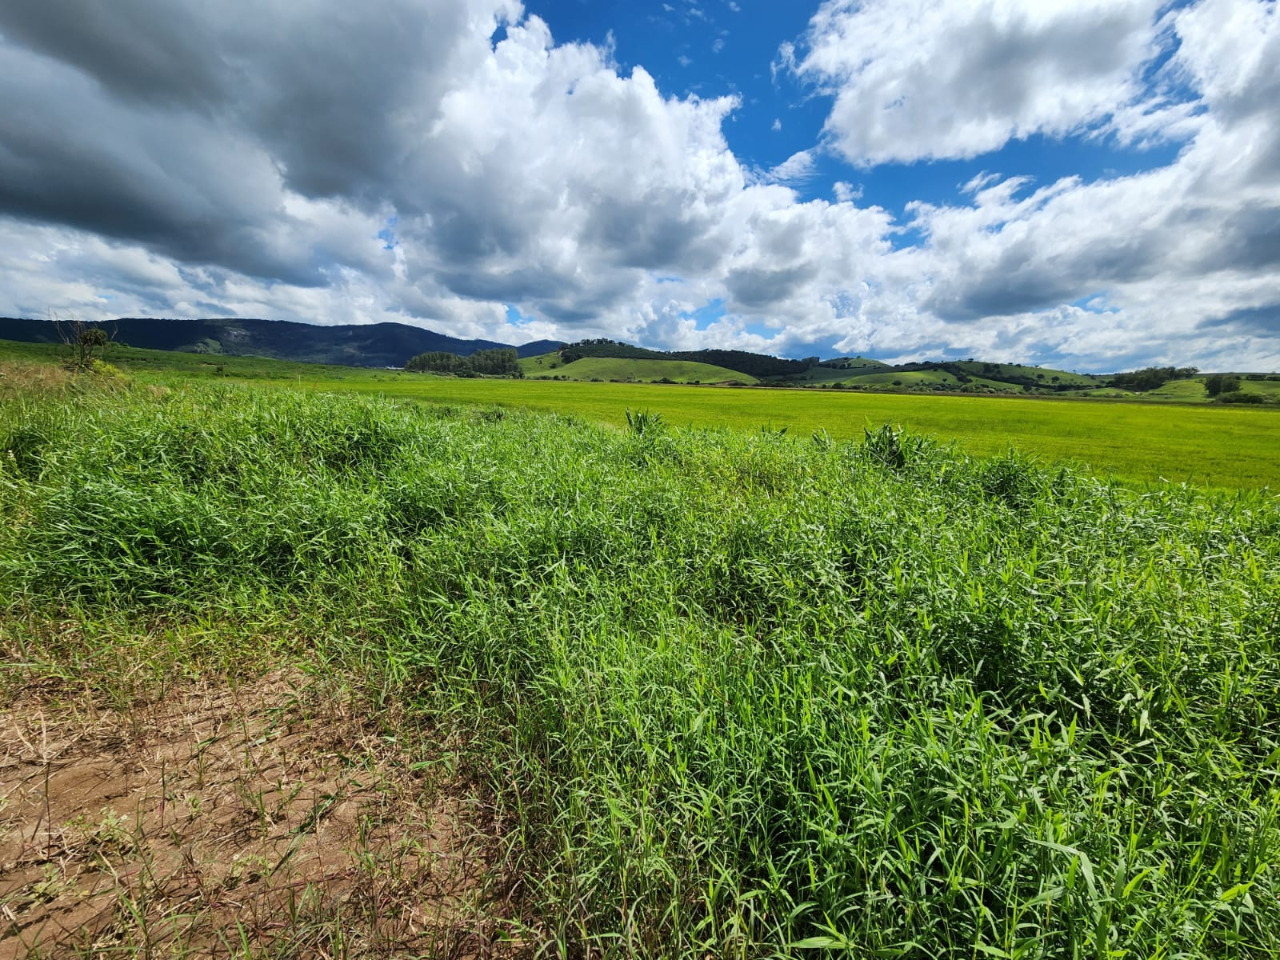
[1,367,1278,957]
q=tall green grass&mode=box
[3,381,1278,957]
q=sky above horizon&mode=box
[0,0,1278,371]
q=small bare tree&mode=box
[54,316,113,370]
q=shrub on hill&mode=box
[1215,390,1267,404]
[1204,373,1242,397]
[678,349,816,379]
[559,338,666,363]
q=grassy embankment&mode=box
[2,358,1278,956]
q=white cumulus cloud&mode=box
[792,0,1168,165]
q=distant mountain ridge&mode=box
[0,317,562,368]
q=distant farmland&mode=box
[3,337,1279,488]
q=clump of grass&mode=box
[2,379,1278,957]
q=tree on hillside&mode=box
[1204,374,1241,397]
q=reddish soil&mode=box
[0,671,515,958]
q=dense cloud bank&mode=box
[0,0,1277,369]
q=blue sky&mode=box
[528,0,1188,216]
[0,0,1277,370]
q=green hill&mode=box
[1141,376,1280,404]
[525,354,757,384]
[560,339,809,379]
[1240,377,1280,399]
[788,358,891,383]
[1143,378,1209,401]
[538,339,1116,396]
[834,369,1020,392]
[773,358,1104,394]
[949,361,1101,389]
[520,351,570,376]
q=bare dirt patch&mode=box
[0,670,513,958]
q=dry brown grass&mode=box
[0,362,75,401]
[0,670,518,958]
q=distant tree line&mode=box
[405,348,523,377]
[559,339,667,363]
[690,350,818,379]
[1110,366,1199,392]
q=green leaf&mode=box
[790,936,841,949]
[1219,882,1253,902]
[974,945,1012,958]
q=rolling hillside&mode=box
[835,369,1019,392]
[947,361,1102,388]
[6,319,1269,404]
[786,358,892,383]
[1139,375,1280,402]
[522,353,757,383]
[552,339,1111,395]
[822,360,1105,393]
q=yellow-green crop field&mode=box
[298,374,1280,488]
